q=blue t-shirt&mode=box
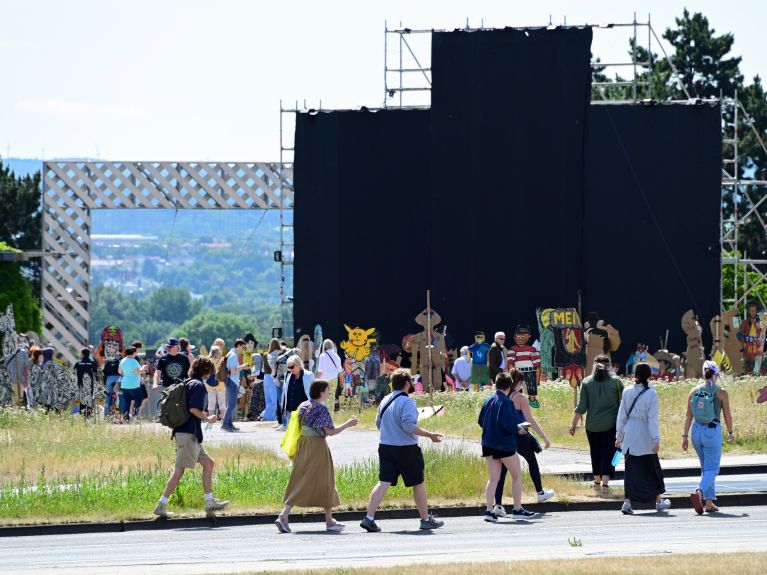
[226,351,239,385]
[119,357,142,389]
[469,342,491,366]
[173,379,206,443]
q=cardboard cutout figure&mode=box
[313,325,323,375]
[0,305,29,405]
[710,308,743,376]
[468,331,491,390]
[38,347,77,412]
[508,325,542,408]
[340,325,376,362]
[550,308,585,389]
[97,326,123,416]
[681,310,705,379]
[584,312,621,375]
[737,301,764,376]
[409,308,447,393]
[536,308,556,381]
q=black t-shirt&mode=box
[103,356,121,378]
[157,353,191,387]
[172,379,206,443]
[74,358,97,387]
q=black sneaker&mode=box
[360,517,381,532]
[483,511,498,523]
[419,515,444,530]
[511,507,538,519]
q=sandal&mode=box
[274,515,291,533]
[704,504,720,513]
[601,485,610,496]
[690,489,704,515]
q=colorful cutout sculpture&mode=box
[681,310,705,379]
[737,301,764,376]
[536,308,557,382]
[508,325,542,408]
[468,331,491,390]
[340,324,376,362]
[409,307,447,395]
[583,312,621,375]
[710,308,742,376]
[549,308,585,390]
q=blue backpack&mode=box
[691,385,719,424]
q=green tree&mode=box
[175,311,257,350]
[0,158,42,294]
[0,242,42,334]
[144,287,202,324]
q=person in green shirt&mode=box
[568,354,624,495]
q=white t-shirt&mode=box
[451,356,472,387]
[317,350,343,381]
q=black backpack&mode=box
[158,379,191,428]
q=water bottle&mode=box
[205,422,213,431]
[611,448,623,467]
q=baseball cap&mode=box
[166,338,180,347]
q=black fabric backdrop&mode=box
[293,109,431,344]
[583,104,721,357]
[429,27,593,341]
[293,28,721,359]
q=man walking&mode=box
[153,356,229,518]
[223,339,248,432]
[153,338,191,390]
[488,331,508,383]
[360,368,444,532]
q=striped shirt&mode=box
[508,345,541,369]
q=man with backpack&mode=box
[682,360,735,514]
[360,368,444,533]
[154,355,229,518]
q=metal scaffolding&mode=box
[278,101,298,341]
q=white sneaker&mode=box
[537,489,555,503]
[153,502,174,518]
[492,504,507,517]
[205,498,229,513]
[656,498,671,512]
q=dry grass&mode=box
[336,377,767,458]
[240,552,767,575]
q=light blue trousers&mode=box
[691,421,722,500]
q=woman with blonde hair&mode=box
[275,379,358,533]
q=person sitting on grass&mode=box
[479,372,537,522]
[153,356,229,519]
[274,380,358,533]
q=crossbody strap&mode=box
[379,392,406,419]
[626,386,649,418]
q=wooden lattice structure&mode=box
[42,161,292,363]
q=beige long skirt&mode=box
[283,435,340,508]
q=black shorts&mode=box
[378,444,425,487]
[140,384,148,400]
[482,445,516,459]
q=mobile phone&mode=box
[518,422,531,430]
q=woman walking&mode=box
[275,380,358,533]
[569,354,624,495]
[615,362,670,514]
[261,339,281,423]
[479,373,537,522]
[682,360,735,514]
[493,369,554,517]
[316,339,343,411]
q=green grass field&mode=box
[337,377,767,458]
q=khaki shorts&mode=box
[174,432,209,469]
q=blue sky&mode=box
[2,0,765,161]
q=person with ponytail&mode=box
[615,362,670,514]
[569,354,624,495]
[682,360,735,514]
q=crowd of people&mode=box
[0,329,741,530]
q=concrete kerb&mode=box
[3,492,766,538]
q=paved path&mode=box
[160,421,767,474]
[2,506,765,574]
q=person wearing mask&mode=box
[281,355,315,425]
[360,369,444,533]
[153,356,229,518]
[153,338,191,390]
[479,372,538,522]
[275,380,359,533]
[451,346,472,391]
[222,339,248,432]
[616,362,671,515]
[205,346,227,420]
[118,347,145,421]
[487,332,508,383]
[569,354,624,495]
[682,360,735,514]
[493,369,553,518]
[262,338,281,423]
[317,339,344,410]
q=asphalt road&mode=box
[3,505,765,574]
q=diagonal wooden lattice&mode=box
[42,161,293,364]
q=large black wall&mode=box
[293,109,431,344]
[583,103,721,356]
[293,28,721,356]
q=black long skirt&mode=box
[624,452,666,504]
